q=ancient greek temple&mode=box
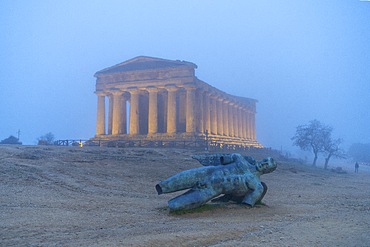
[93,56,261,147]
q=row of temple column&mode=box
[204,95,256,140]
[95,85,256,140]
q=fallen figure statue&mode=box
[155,153,277,211]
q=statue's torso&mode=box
[203,164,259,195]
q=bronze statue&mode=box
[155,153,277,211]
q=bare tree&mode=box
[291,119,332,166]
[323,138,346,169]
[38,132,55,145]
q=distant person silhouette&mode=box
[355,162,359,173]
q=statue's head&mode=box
[256,157,277,174]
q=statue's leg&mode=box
[168,187,218,211]
[156,166,213,194]
[255,182,268,204]
[225,182,267,206]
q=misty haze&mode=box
[1,1,369,246]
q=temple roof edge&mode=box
[94,56,197,77]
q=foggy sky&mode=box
[1,0,370,155]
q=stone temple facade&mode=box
[93,56,261,147]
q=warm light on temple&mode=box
[92,56,262,148]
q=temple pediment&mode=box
[95,56,197,76]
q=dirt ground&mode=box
[1,145,369,246]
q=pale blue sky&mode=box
[1,1,369,154]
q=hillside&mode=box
[1,145,369,246]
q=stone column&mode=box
[120,95,127,134]
[223,100,229,136]
[228,102,235,137]
[203,92,211,134]
[242,108,247,139]
[251,113,256,140]
[245,111,251,139]
[197,90,204,133]
[233,105,239,138]
[147,87,158,134]
[245,110,250,139]
[108,95,113,135]
[238,106,243,139]
[129,89,140,135]
[217,98,224,136]
[166,86,177,134]
[185,86,196,133]
[96,93,106,135]
[112,91,122,135]
[210,95,218,135]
